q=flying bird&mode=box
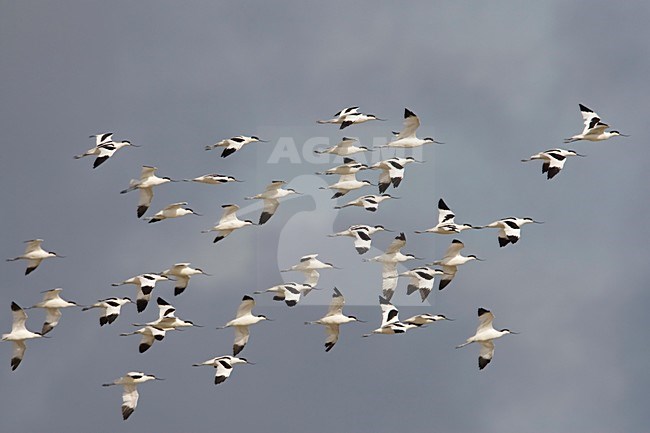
[415,199,476,235]
[120,325,167,353]
[379,108,443,148]
[334,193,397,212]
[120,166,178,218]
[364,233,421,301]
[183,173,243,184]
[370,157,422,193]
[328,224,390,254]
[317,106,384,129]
[456,307,517,370]
[29,288,82,335]
[314,137,371,156]
[161,263,210,296]
[305,288,363,352]
[403,313,452,327]
[144,202,201,223]
[82,297,132,326]
[363,296,418,336]
[112,273,171,312]
[132,297,202,330]
[217,295,270,356]
[205,135,267,158]
[6,239,64,275]
[193,356,253,385]
[315,158,368,176]
[245,180,301,224]
[478,217,542,247]
[521,149,586,179]
[201,204,255,243]
[103,372,163,420]
[254,281,317,307]
[430,239,483,290]
[564,103,628,143]
[2,302,44,371]
[398,267,445,302]
[74,133,139,168]
[281,254,340,274]
[319,173,374,199]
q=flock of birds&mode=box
[3,103,627,420]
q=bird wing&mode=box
[477,309,495,332]
[163,202,187,211]
[337,173,356,183]
[437,199,456,224]
[478,341,495,370]
[220,204,240,223]
[265,181,285,191]
[121,384,139,420]
[395,108,420,139]
[262,199,280,219]
[547,152,568,170]
[214,358,235,384]
[140,166,157,180]
[43,307,62,331]
[11,304,29,333]
[302,269,320,287]
[385,233,406,254]
[93,132,113,146]
[352,229,372,254]
[443,240,464,259]
[138,187,154,210]
[439,265,457,290]
[24,239,43,254]
[361,196,379,211]
[235,297,255,318]
[382,271,398,301]
[334,106,359,117]
[41,289,61,302]
[379,297,400,326]
[499,220,521,243]
[233,326,250,355]
[326,287,345,316]
[324,325,340,352]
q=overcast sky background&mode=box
[1,1,649,432]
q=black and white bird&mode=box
[184,173,243,184]
[132,297,202,330]
[245,180,301,224]
[364,233,421,301]
[403,313,452,327]
[161,263,210,296]
[205,135,267,158]
[565,104,628,143]
[305,288,363,352]
[6,239,64,275]
[319,173,374,199]
[334,194,397,212]
[317,106,384,129]
[314,137,371,156]
[415,199,476,235]
[478,217,542,247]
[370,156,422,193]
[120,325,167,353]
[201,204,255,243]
[328,224,390,254]
[82,297,132,326]
[75,133,139,168]
[102,372,163,420]
[2,302,44,371]
[254,281,317,307]
[120,166,178,218]
[111,273,171,313]
[521,149,586,180]
[217,295,270,356]
[193,356,253,385]
[456,307,517,370]
[281,254,340,274]
[363,296,418,336]
[29,288,81,335]
[315,158,368,175]
[430,239,483,290]
[398,267,445,302]
[379,108,443,148]
[144,202,201,223]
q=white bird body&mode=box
[305,288,362,352]
[145,202,200,223]
[381,108,442,148]
[133,297,200,331]
[281,254,338,273]
[370,156,421,193]
[103,372,162,420]
[328,224,388,255]
[219,295,269,356]
[6,239,64,275]
[185,173,242,184]
[2,302,44,370]
[75,133,138,168]
[456,308,516,370]
[317,106,383,129]
[112,273,170,313]
[205,135,266,158]
[29,288,80,335]
[521,148,585,180]
[193,355,252,385]
[82,297,132,326]
[314,137,371,156]
[565,104,627,143]
[364,233,420,300]
[399,267,444,302]
[479,216,542,247]
[202,204,255,243]
[161,262,209,296]
[430,239,482,290]
[245,180,300,224]
[316,158,368,175]
[334,193,396,212]
[416,199,476,235]
[120,166,176,218]
[320,173,373,199]
[403,313,451,326]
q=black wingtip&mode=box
[438,279,451,291]
[10,357,21,371]
[213,236,224,243]
[215,375,227,385]
[25,266,36,275]
[479,356,491,370]
[242,295,254,301]
[93,156,109,168]
[259,212,272,225]
[404,108,416,118]
[221,148,236,158]
[378,183,389,194]
[137,205,148,218]
[174,287,185,296]
[11,302,21,311]
[136,300,148,313]
[285,300,297,307]
[122,406,134,420]
[478,307,490,316]
[325,342,335,352]
[498,237,510,247]
[138,343,150,353]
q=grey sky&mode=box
[1,1,649,432]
